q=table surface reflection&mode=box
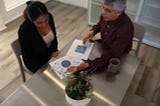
[1,37,140,106]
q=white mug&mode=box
[107,58,120,73]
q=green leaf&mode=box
[65,71,93,100]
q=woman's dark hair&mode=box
[23,1,49,21]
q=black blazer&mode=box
[18,13,58,72]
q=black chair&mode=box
[152,87,160,106]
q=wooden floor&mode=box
[0,0,160,104]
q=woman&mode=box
[18,1,59,73]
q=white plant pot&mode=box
[65,93,91,106]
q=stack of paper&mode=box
[49,39,94,79]
[49,56,83,79]
[66,39,94,60]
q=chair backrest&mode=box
[132,22,145,56]
[152,87,160,106]
[11,39,26,82]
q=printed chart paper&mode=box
[49,39,94,79]
[49,56,83,79]
[66,39,94,60]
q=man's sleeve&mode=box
[88,25,134,69]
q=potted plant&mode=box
[64,71,93,106]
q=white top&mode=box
[42,30,54,47]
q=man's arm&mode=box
[67,63,89,74]
[83,16,102,44]
[88,28,133,69]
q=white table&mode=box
[1,37,140,106]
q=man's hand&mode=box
[83,30,94,44]
[67,62,89,74]
[51,51,60,58]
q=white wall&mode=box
[0,15,6,31]
[0,0,88,31]
[2,0,49,23]
[0,0,7,31]
[0,0,49,31]
[56,0,88,8]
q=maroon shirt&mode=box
[88,12,134,68]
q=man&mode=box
[67,0,134,74]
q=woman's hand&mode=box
[51,51,60,58]
[67,62,89,74]
[83,30,94,44]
